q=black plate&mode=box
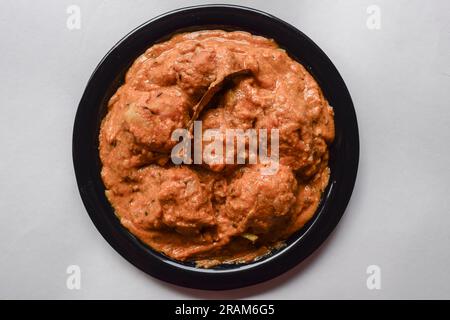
[73,4,359,290]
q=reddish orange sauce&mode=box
[99,30,334,267]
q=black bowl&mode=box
[73,4,359,290]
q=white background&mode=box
[1,0,449,299]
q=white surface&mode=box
[1,0,449,299]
